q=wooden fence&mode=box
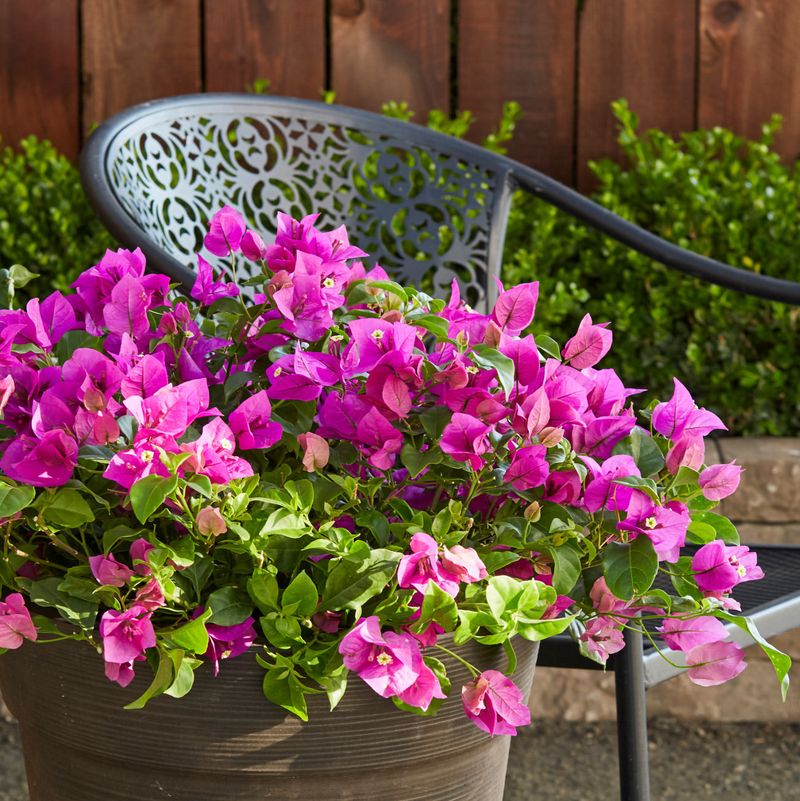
[1,0,799,189]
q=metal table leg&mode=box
[614,627,651,801]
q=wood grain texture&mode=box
[204,0,325,97]
[699,0,800,162]
[458,0,576,183]
[330,0,450,115]
[81,0,202,134]
[0,0,79,157]
[578,0,698,190]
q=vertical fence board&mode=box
[82,0,201,135]
[0,0,79,158]
[204,0,325,97]
[577,0,698,190]
[458,0,576,183]
[699,0,800,162]
[330,0,450,115]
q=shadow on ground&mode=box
[1,716,798,800]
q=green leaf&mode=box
[0,482,35,518]
[102,524,146,552]
[325,667,348,711]
[470,345,516,397]
[282,571,318,618]
[164,651,201,699]
[602,535,658,600]
[25,577,98,630]
[265,533,311,574]
[419,406,452,440]
[125,649,174,709]
[517,615,575,641]
[165,535,196,568]
[262,666,309,721]
[186,475,213,498]
[671,466,700,488]
[686,518,717,545]
[207,587,252,626]
[536,335,561,361]
[57,574,102,601]
[248,569,280,613]
[170,609,212,654]
[223,370,254,401]
[323,549,402,611]
[613,427,665,477]
[718,612,792,701]
[179,556,213,602]
[480,549,523,575]
[486,576,540,621]
[129,475,178,524]
[691,511,739,544]
[542,542,582,596]
[77,445,115,465]
[668,555,703,600]
[613,475,660,503]
[414,580,458,633]
[355,510,390,546]
[400,443,442,479]
[261,613,304,648]
[55,330,103,363]
[256,507,312,539]
[41,488,95,528]
[366,279,408,301]
[285,479,314,513]
[431,508,452,540]
[408,313,450,339]
[209,296,244,316]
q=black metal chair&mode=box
[80,93,800,801]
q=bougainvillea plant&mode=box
[0,207,790,734]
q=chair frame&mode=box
[81,93,800,307]
[80,93,800,801]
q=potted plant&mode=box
[0,208,790,801]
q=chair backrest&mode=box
[80,94,517,309]
[81,92,800,309]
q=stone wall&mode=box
[534,437,800,722]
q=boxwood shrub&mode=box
[0,136,115,299]
[504,101,800,436]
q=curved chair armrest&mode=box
[509,165,800,305]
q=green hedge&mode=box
[0,136,115,300]
[504,101,800,436]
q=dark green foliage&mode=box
[0,136,115,298]
[504,100,800,436]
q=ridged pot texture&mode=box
[0,636,538,801]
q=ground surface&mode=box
[1,716,798,800]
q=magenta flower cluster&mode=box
[0,205,786,734]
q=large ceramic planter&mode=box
[0,636,538,801]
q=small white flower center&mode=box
[376,652,393,666]
[737,565,747,577]
[220,438,234,450]
[273,367,283,377]
[323,277,335,288]
[370,330,384,340]
[645,516,658,530]
[140,451,154,463]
